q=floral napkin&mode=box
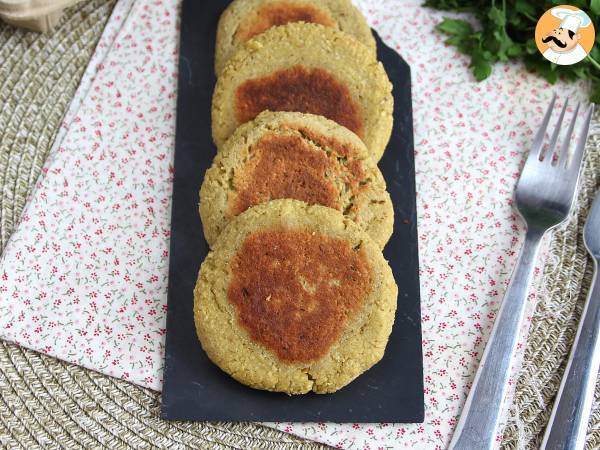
[0,0,589,448]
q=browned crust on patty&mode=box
[211,23,393,161]
[194,199,398,394]
[234,2,336,42]
[227,227,371,363]
[200,111,394,248]
[234,65,363,138]
[215,0,376,74]
[228,131,366,216]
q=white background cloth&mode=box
[0,0,589,448]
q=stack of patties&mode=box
[195,0,398,394]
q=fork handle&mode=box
[449,228,544,450]
[541,262,600,450]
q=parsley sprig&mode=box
[424,0,600,101]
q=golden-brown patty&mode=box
[200,111,394,248]
[215,0,376,74]
[194,199,398,394]
[211,22,393,161]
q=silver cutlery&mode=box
[541,190,600,450]
[449,95,595,450]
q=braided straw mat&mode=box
[0,1,599,449]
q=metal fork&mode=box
[541,190,600,450]
[448,95,595,450]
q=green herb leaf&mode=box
[472,60,492,80]
[525,39,538,55]
[514,0,536,18]
[524,56,559,83]
[424,0,600,101]
[471,49,493,80]
[507,44,523,57]
[590,81,600,103]
[437,18,474,36]
[488,6,506,26]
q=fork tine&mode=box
[529,93,556,160]
[543,98,568,163]
[557,102,580,167]
[567,103,594,174]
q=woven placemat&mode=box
[502,128,600,449]
[0,1,324,448]
[1,1,599,449]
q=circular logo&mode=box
[535,5,595,66]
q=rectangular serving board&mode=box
[161,0,424,423]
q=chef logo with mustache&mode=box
[535,5,595,66]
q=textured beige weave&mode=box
[0,0,85,32]
[502,127,600,449]
[0,1,324,448]
[1,1,599,449]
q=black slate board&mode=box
[161,0,424,423]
